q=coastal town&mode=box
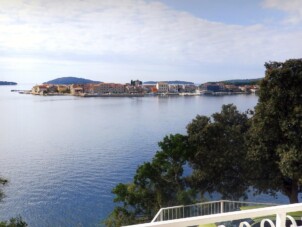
[29,79,259,97]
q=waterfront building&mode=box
[183,84,197,93]
[125,84,144,94]
[151,87,158,93]
[143,84,156,93]
[156,82,169,93]
[109,83,125,93]
[239,85,250,92]
[168,84,179,93]
[70,84,84,95]
[200,82,225,92]
[238,85,259,93]
[250,85,259,93]
[57,85,69,93]
[94,83,110,93]
[31,85,48,94]
[130,80,143,86]
[94,83,125,94]
[82,84,95,94]
[225,84,241,92]
[46,84,58,93]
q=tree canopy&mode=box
[105,105,253,226]
[104,134,194,226]
[0,177,8,202]
[186,104,250,200]
[247,59,302,203]
[106,59,302,226]
[0,177,27,227]
[0,216,27,227]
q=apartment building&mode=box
[156,82,169,93]
[94,83,125,94]
[31,85,48,94]
[70,84,84,95]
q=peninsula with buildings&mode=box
[28,77,260,97]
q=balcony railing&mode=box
[151,200,278,222]
[124,201,302,227]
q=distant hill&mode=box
[143,80,194,85]
[0,81,17,85]
[44,77,101,85]
[219,78,263,86]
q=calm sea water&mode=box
[0,85,287,227]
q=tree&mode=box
[134,134,195,208]
[104,134,195,226]
[0,178,27,227]
[186,104,250,200]
[0,216,27,227]
[247,59,302,203]
[0,177,8,202]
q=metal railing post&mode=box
[221,201,224,213]
[275,212,286,227]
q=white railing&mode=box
[124,203,302,227]
[151,200,277,222]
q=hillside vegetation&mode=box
[0,81,17,85]
[44,77,100,85]
[219,78,262,86]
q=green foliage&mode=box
[247,59,302,203]
[0,177,8,201]
[44,77,100,85]
[106,61,302,226]
[105,106,253,225]
[186,104,250,200]
[104,134,195,226]
[103,206,137,227]
[220,78,262,86]
[0,216,27,227]
[0,178,27,227]
[0,81,17,86]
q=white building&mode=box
[156,82,169,93]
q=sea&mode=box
[0,85,288,227]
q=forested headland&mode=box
[43,77,100,85]
[105,59,302,226]
[0,81,17,85]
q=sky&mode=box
[0,0,301,84]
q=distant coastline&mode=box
[27,79,259,97]
[0,81,17,85]
[12,77,261,97]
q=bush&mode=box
[0,216,27,227]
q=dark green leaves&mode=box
[248,59,302,203]
[187,104,249,200]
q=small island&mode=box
[0,81,17,85]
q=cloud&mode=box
[0,0,301,83]
[263,0,302,24]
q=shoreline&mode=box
[21,91,253,97]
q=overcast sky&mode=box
[0,0,301,84]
